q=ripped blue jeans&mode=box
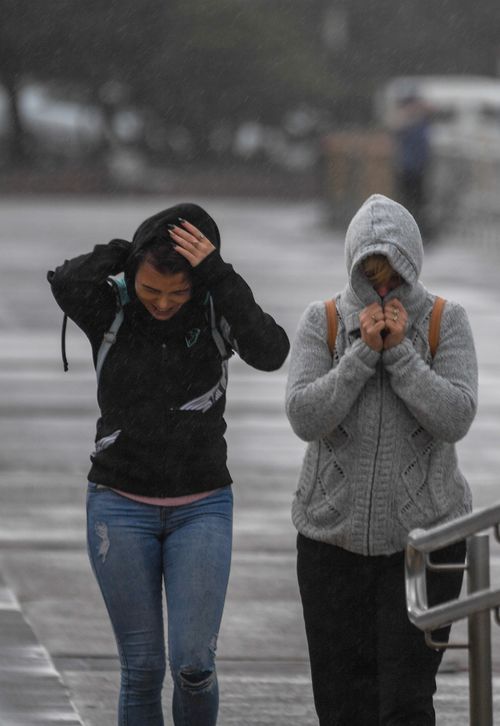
[86,482,233,726]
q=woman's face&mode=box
[372,272,402,299]
[363,257,403,299]
[135,261,192,321]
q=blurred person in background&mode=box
[47,202,289,726]
[392,95,432,238]
[286,194,477,725]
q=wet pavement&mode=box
[1,197,500,724]
[0,572,82,725]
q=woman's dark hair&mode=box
[136,238,193,278]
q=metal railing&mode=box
[406,501,500,726]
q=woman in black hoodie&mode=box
[48,203,289,726]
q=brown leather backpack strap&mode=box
[324,299,337,355]
[429,296,446,358]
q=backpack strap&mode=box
[95,277,130,383]
[61,276,130,375]
[96,308,125,382]
[429,296,446,358]
[208,294,229,358]
[324,299,337,356]
[111,275,130,307]
[177,294,230,413]
[61,314,69,372]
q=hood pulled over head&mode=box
[124,202,221,302]
[345,194,423,303]
[132,202,221,253]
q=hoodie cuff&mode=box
[350,338,381,368]
[382,338,414,367]
[192,250,232,284]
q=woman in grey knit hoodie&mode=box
[286,194,477,725]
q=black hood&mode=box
[132,202,221,252]
[124,202,221,304]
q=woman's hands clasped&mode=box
[168,219,216,267]
[359,299,408,351]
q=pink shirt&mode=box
[111,487,222,507]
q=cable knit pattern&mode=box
[286,194,478,555]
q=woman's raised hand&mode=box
[359,303,386,352]
[382,298,408,350]
[168,219,216,267]
[359,300,408,352]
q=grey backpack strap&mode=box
[96,309,124,383]
[96,277,129,383]
[112,276,130,307]
[208,294,228,358]
[179,295,229,413]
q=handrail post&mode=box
[467,534,493,726]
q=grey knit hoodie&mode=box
[286,194,477,555]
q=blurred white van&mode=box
[375,75,500,157]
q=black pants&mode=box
[297,534,466,726]
[397,169,427,234]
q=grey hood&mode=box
[340,194,427,333]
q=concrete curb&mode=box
[0,572,83,725]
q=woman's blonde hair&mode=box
[362,255,396,287]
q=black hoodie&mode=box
[48,203,290,497]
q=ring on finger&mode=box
[197,233,204,241]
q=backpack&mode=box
[324,296,446,358]
[61,276,229,381]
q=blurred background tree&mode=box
[0,0,170,163]
[1,0,500,188]
[1,0,336,167]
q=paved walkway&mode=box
[1,198,500,724]
[0,573,82,724]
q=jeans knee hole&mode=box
[179,668,215,692]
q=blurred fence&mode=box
[323,130,500,251]
[435,147,500,251]
[322,131,395,222]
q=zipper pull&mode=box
[161,343,167,362]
